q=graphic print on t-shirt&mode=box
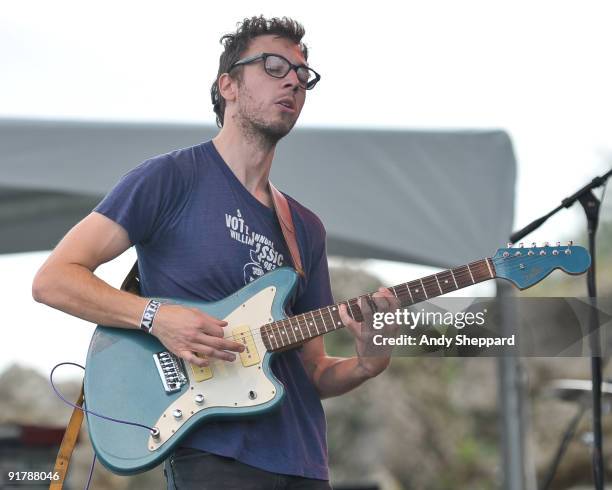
[224,209,284,284]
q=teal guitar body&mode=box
[85,267,299,475]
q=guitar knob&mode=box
[194,394,205,405]
[173,409,183,420]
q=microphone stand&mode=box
[510,168,611,490]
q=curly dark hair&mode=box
[210,16,309,128]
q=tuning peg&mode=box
[543,241,550,247]
[507,242,513,248]
[556,241,561,247]
[567,240,573,246]
[519,242,524,248]
[531,242,537,248]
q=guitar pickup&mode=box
[232,325,260,367]
[190,354,213,382]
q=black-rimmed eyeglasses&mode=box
[229,52,321,90]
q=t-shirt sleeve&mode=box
[94,156,187,246]
[292,221,334,314]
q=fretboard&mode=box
[260,258,496,352]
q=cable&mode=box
[49,362,156,490]
[50,362,156,432]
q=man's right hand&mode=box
[152,304,245,367]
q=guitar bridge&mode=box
[153,351,187,393]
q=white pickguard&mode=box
[148,286,279,450]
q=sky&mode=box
[1,0,611,378]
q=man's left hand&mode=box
[338,287,400,378]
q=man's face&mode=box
[231,35,308,142]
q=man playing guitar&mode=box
[33,16,398,489]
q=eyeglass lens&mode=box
[264,55,312,87]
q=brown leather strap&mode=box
[49,384,84,490]
[269,182,305,278]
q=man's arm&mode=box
[32,211,244,367]
[300,288,399,399]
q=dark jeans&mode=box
[164,447,333,490]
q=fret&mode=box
[317,308,329,332]
[405,283,414,304]
[297,316,306,341]
[392,284,408,307]
[466,263,476,284]
[472,259,492,282]
[296,315,307,341]
[295,315,306,342]
[279,320,291,346]
[269,326,279,350]
[406,280,427,303]
[452,265,473,289]
[310,311,320,335]
[434,274,443,295]
[287,316,299,343]
[419,279,429,299]
[347,299,357,320]
[486,257,496,278]
[436,270,456,294]
[327,305,343,330]
[349,299,364,322]
[450,269,459,289]
[391,286,399,299]
[302,313,313,338]
[422,276,441,299]
[268,324,280,348]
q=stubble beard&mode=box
[235,89,297,150]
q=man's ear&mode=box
[218,73,238,103]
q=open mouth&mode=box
[276,99,295,111]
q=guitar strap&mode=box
[49,385,84,490]
[50,181,304,488]
[268,182,305,278]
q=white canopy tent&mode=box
[0,118,515,266]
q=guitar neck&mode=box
[261,258,496,352]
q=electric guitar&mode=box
[84,242,590,474]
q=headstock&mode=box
[492,241,591,289]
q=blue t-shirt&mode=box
[94,140,334,480]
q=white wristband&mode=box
[140,300,161,334]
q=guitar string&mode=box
[212,251,579,350]
[218,251,579,349]
[219,261,491,346]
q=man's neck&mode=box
[212,126,276,207]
